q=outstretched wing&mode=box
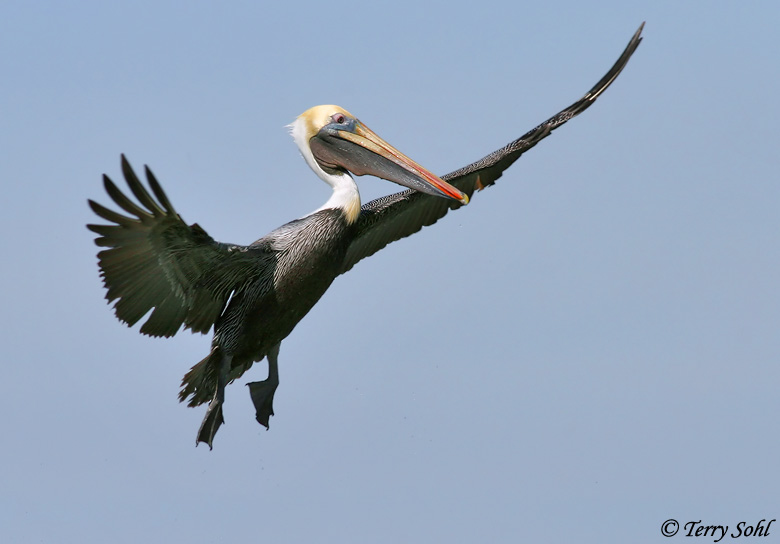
[339,23,643,275]
[88,155,272,337]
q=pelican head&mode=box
[290,106,469,211]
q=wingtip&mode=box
[631,22,645,47]
[101,174,117,194]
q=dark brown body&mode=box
[182,209,354,406]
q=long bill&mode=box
[313,121,469,205]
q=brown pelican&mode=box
[88,24,643,448]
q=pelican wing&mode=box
[339,23,643,275]
[88,155,272,337]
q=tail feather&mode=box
[179,348,221,407]
[179,347,260,407]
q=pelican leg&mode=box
[247,343,280,429]
[196,352,231,449]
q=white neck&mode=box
[289,118,361,224]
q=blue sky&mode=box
[2,2,778,543]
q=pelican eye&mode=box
[332,113,347,125]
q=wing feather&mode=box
[103,175,154,219]
[88,155,272,337]
[339,23,643,275]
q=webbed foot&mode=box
[196,399,224,449]
[247,380,277,428]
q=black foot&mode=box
[247,380,277,428]
[196,399,224,449]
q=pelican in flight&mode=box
[88,25,643,448]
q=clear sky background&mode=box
[2,2,778,543]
